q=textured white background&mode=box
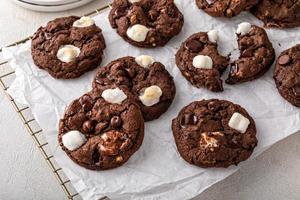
[0,0,300,199]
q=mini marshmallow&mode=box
[62,130,87,151]
[135,55,155,68]
[236,22,251,36]
[192,55,213,69]
[102,88,127,104]
[126,24,150,42]
[207,30,218,43]
[73,16,95,28]
[139,85,162,107]
[228,112,250,133]
[57,45,80,63]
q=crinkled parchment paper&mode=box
[2,0,300,199]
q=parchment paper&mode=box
[2,0,300,199]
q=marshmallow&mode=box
[126,24,150,42]
[192,55,213,69]
[57,45,80,63]
[62,130,87,151]
[228,112,250,133]
[73,16,95,28]
[139,85,162,106]
[102,88,127,104]
[207,30,218,43]
[202,132,219,148]
[135,55,155,68]
[236,22,251,36]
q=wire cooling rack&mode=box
[0,5,110,200]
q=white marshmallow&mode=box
[192,55,213,69]
[135,55,155,68]
[126,24,150,42]
[202,132,219,148]
[102,88,127,104]
[236,22,252,36]
[128,0,141,3]
[139,85,162,107]
[57,45,80,63]
[62,130,87,151]
[228,112,250,133]
[207,30,218,43]
[73,16,95,28]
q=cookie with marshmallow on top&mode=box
[31,16,106,79]
[175,30,229,92]
[226,22,275,84]
[172,99,257,168]
[92,56,176,121]
[58,87,144,170]
[108,0,184,48]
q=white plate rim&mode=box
[12,0,95,12]
[19,0,81,6]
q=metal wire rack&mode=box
[0,5,110,200]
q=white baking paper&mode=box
[2,0,300,199]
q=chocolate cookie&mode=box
[31,16,106,79]
[92,56,176,121]
[108,0,184,48]
[175,31,229,92]
[251,0,300,28]
[274,44,300,107]
[172,99,257,168]
[226,23,275,84]
[196,0,259,17]
[59,88,144,170]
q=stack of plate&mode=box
[12,0,95,12]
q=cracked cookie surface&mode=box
[92,56,176,121]
[196,0,259,17]
[175,32,229,92]
[59,89,144,170]
[274,44,300,107]
[226,25,275,84]
[172,99,257,168]
[31,16,106,79]
[108,0,184,48]
[251,0,300,28]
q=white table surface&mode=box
[0,1,299,199]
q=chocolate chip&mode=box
[95,122,108,134]
[67,113,86,130]
[185,40,203,52]
[92,148,100,165]
[278,55,291,65]
[110,116,122,128]
[79,95,93,111]
[293,86,300,97]
[230,63,239,74]
[82,120,95,133]
[125,67,136,78]
[180,113,197,127]
[208,101,219,111]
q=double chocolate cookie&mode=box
[196,0,259,17]
[108,0,184,48]
[175,31,229,92]
[93,56,176,121]
[31,16,106,79]
[226,23,275,84]
[172,99,257,168]
[59,88,144,170]
[274,44,300,107]
[251,0,300,28]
